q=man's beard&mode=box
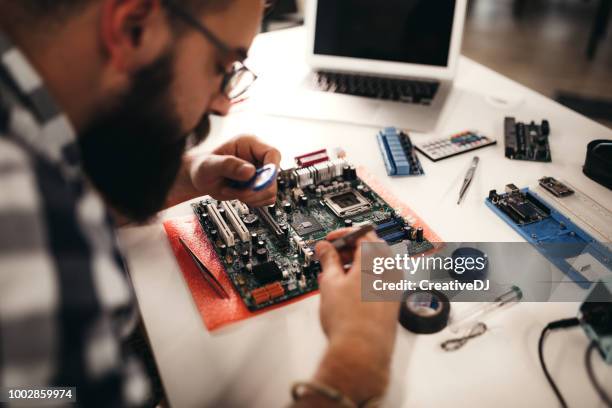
[78,51,210,223]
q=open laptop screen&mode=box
[314,0,457,67]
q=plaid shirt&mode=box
[0,32,150,407]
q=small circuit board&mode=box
[376,127,425,176]
[486,184,611,288]
[504,117,551,162]
[538,177,574,198]
[192,151,434,311]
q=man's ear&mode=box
[99,0,171,73]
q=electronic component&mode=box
[252,261,283,284]
[488,184,550,224]
[205,203,235,247]
[295,149,329,168]
[292,159,346,188]
[220,201,250,242]
[376,127,424,176]
[538,177,574,198]
[486,184,612,288]
[254,207,284,238]
[415,131,497,162]
[192,155,434,311]
[504,117,551,162]
[291,213,324,237]
[324,190,372,218]
[251,282,285,305]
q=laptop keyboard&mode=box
[314,71,440,105]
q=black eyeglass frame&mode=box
[161,0,258,100]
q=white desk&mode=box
[119,28,612,408]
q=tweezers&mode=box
[179,237,230,299]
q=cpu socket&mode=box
[323,190,372,218]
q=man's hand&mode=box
[316,230,398,349]
[190,135,281,207]
[296,230,399,406]
[166,135,281,209]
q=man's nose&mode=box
[208,93,232,116]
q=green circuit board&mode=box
[192,158,433,311]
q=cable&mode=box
[538,317,580,408]
[585,342,612,408]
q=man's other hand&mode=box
[303,230,399,406]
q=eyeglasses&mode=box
[161,0,258,100]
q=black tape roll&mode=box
[449,247,489,282]
[399,289,450,334]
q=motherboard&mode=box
[192,151,434,311]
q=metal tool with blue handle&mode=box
[227,163,278,192]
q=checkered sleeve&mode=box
[0,32,151,408]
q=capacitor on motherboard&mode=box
[241,250,250,263]
[219,244,228,256]
[217,207,226,218]
[283,201,293,214]
[342,165,351,180]
[416,227,424,243]
[278,179,287,191]
[404,226,414,240]
[256,248,269,262]
[299,195,308,206]
[243,213,259,227]
[210,229,218,240]
[257,240,266,249]
[267,203,276,216]
[251,232,258,243]
[344,219,353,228]
[281,224,289,237]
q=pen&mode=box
[457,156,480,205]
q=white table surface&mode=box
[119,28,612,408]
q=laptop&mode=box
[254,0,467,132]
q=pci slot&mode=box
[254,207,283,238]
[206,203,235,247]
[221,201,250,242]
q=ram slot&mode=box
[221,201,250,242]
[206,203,235,247]
[254,207,283,238]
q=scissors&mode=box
[179,237,230,299]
